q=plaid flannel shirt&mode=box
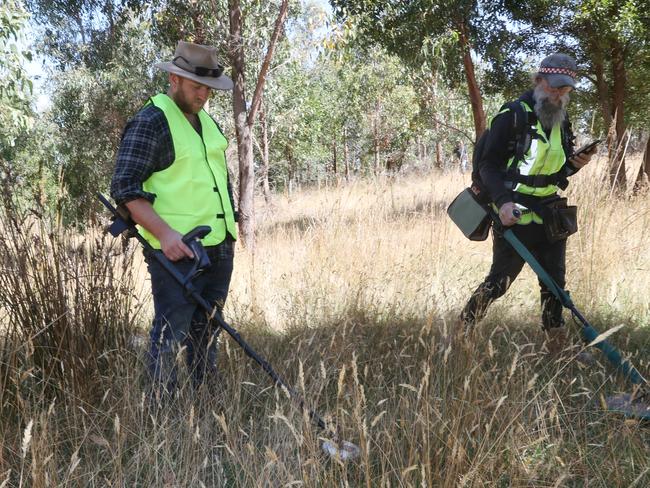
[110,101,236,255]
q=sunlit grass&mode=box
[1,156,649,486]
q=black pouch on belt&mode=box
[543,198,578,243]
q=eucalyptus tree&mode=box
[22,1,168,222]
[330,0,508,140]
[498,0,650,190]
[575,0,650,188]
[1,0,34,202]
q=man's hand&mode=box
[124,198,195,262]
[569,146,596,169]
[159,228,195,262]
[499,202,520,227]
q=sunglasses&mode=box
[173,56,224,78]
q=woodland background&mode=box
[1,1,649,486]
[1,0,649,245]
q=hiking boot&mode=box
[438,319,472,355]
[545,326,595,365]
[545,327,568,355]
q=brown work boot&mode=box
[439,318,473,354]
[545,327,568,355]
[544,326,595,365]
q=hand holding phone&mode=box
[569,139,601,169]
[572,139,602,158]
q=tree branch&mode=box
[582,73,597,84]
[431,116,475,144]
[246,0,289,127]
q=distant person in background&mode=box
[111,41,238,401]
[459,53,597,356]
[454,140,469,171]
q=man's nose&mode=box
[198,87,212,99]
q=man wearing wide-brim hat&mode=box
[459,53,597,359]
[111,41,238,399]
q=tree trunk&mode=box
[593,56,612,129]
[373,100,380,176]
[343,126,350,181]
[228,0,289,248]
[633,135,650,190]
[609,41,627,191]
[286,147,295,195]
[246,0,290,126]
[56,166,65,229]
[332,141,337,175]
[228,0,255,248]
[259,100,271,204]
[431,78,443,169]
[457,18,486,139]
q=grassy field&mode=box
[1,154,649,487]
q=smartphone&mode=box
[572,139,602,157]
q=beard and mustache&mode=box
[533,83,570,130]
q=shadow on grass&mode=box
[260,196,449,237]
[1,310,648,486]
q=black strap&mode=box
[506,172,569,190]
[504,101,535,183]
[512,193,562,219]
[504,98,572,192]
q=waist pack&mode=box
[447,187,491,241]
[543,197,578,243]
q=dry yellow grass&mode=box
[225,153,650,331]
[1,155,649,487]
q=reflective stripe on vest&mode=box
[141,94,237,249]
[506,101,567,225]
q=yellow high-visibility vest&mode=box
[141,94,237,248]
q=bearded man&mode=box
[111,41,237,399]
[459,53,597,354]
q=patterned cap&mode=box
[537,53,577,88]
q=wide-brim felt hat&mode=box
[537,53,577,88]
[155,41,233,91]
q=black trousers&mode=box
[461,222,566,330]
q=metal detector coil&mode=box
[605,393,650,421]
[322,440,361,461]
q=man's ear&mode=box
[169,73,179,90]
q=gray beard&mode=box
[533,84,569,130]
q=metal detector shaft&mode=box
[97,193,328,431]
[491,209,647,386]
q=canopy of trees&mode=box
[2,0,648,237]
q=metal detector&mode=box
[97,194,360,460]
[496,207,650,420]
[449,188,650,419]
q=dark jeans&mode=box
[461,223,566,330]
[145,242,234,395]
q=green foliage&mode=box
[25,0,148,69]
[12,0,648,217]
[152,0,290,85]
[330,0,512,92]
[262,34,425,188]
[500,0,650,133]
[331,1,465,76]
[3,7,168,223]
[0,0,33,154]
[47,13,168,223]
